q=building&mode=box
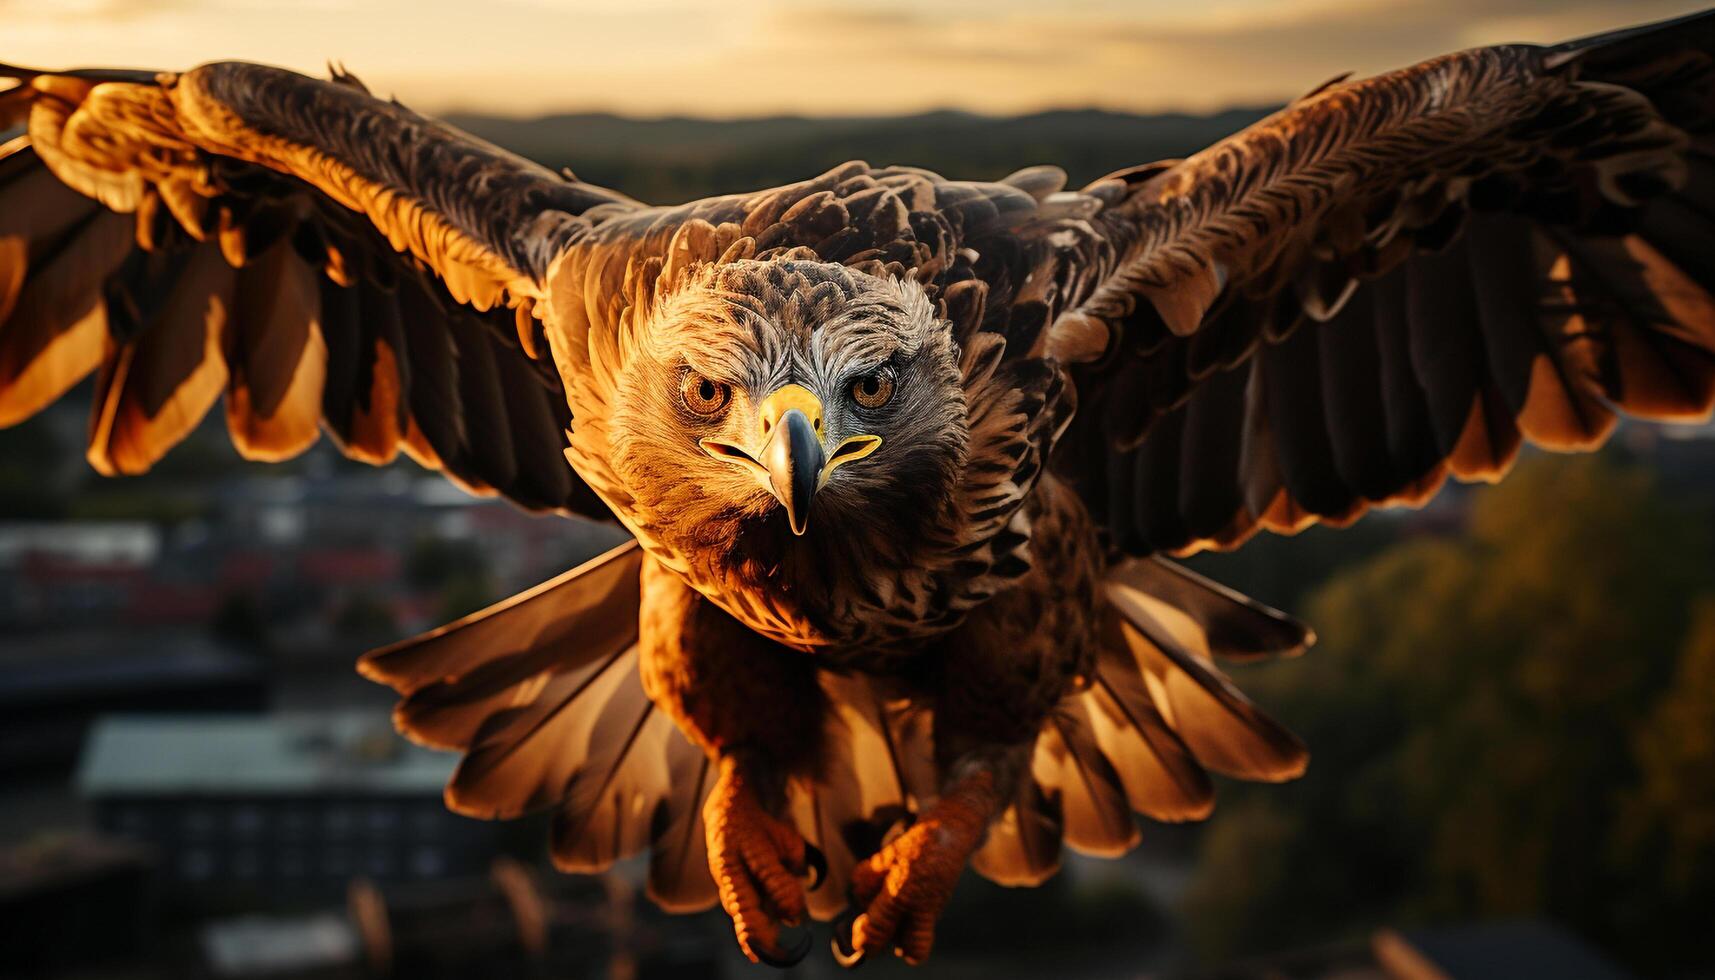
[76,713,500,904]
[0,834,156,976]
[0,634,265,778]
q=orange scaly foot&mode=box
[703,754,823,966]
[836,770,1000,967]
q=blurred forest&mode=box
[1183,451,1715,975]
[445,106,1275,202]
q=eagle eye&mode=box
[851,368,896,409]
[680,370,731,416]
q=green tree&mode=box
[437,574,499,623]
[1182,453,1713,971]
[405,535,496,622]
[332,590,398,642]
[1613,596,1715,950]
[405,535,488,591]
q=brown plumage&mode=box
[4,10,1715,968]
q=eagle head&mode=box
[601,259,971,643]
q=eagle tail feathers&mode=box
[968,558,1310,886]
[359,538,719,913]
[359,541,1308,915]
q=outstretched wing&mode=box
[0,60,637,513]
[1044,11,1715,554]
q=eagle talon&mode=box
[803,841,828,891]
[752,926,813,968]
[704,757,812,966]
[831,909,866,969]
[844,772,998,964]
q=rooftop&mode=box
[76,713,456,798]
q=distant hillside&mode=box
[443,107,1277,204]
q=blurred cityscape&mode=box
[3,108,1714,979]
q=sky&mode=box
[1,0,1708,118]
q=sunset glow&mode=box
[3,0,1706,117]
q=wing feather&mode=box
[225,237,326,461]
[0,61,624,516]
[87,242,233,475]
[1034,706,1139,856]
[1106,577,1309,781]
[1174,360,1248,542]
[1314,287,1396,500]
[0,205,131,425]
[1051,11,1715,554]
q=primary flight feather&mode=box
[4,10,1714,967]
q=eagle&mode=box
[3,10,1714,968]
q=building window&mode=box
[365,850,397,878]
[365,804,400,835]
[278,808,312,841]
[231,804,266,837]
[410,806,443,837]
[232,848,262,879]
[321,848,355,878]
[277,849,308,878]
[322,805,357,839]
[116,805,151,836]
[180,848,216,881]
[409,847,445,878]
[181,807,217,839]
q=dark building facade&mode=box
[77,714,501,904]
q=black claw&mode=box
[831,939,867,969]
[831,938,867,969]
[831,909,866,969]
[753,926,813,969]
[802,842,828,891]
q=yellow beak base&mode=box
[699,383,883,534]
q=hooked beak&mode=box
[699,383,882,536]
[764,405,822,535]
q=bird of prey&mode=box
[4,10,1714,968]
